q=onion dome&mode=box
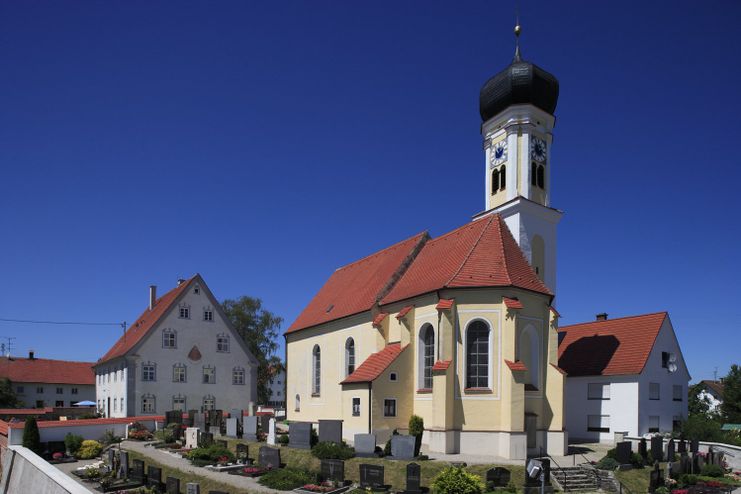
[479,27,559,122]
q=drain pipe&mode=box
[368,382,372,434]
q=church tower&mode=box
[474,25,562,294]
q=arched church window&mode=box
[531,162,538,186]
[420,324,434,389]
[519,325,540,391]
[345,338,355,376]
[312,345,321,395]
[499,165,506,190]
[537,165,545,189]
[466,320,490,389]
[295,394,301,412]
[491,169,499,194]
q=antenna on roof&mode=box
[714,367,718,381]
[513,0,522,62]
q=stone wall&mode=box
[0,445,90,494]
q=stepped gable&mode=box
[558,312,668,376]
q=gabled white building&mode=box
[94,274,258,417]
[558,312,690,442]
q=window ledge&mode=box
[311,393,320,398]
[416,388,432,394]
[464,387,493,394]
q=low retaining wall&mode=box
[7,416,162,445]
[624,436,741,471]
[0,445,90,494]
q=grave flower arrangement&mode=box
[300,482,336,493]
[52,452,64,460]
[127,422,153,441]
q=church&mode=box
[285,30,568,460]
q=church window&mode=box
[179,304,190,319]
[420,324,434,390]
[531,162,538,186]
[55,400,64,407]
[537,164,545,189]
[142,363,156,382]
[491,169,499,194]
[233,367,245,385]
[194,285,200,295]
[352,397,361,416]
[141,394,155,413]
[499,165,506,190]
[163,328,177,348]
[466,320,490,389]
[120,398,124,412]
[37,386,43,393]
[389,372,398,382]
[294,394,300,412]
[56,387,63,394]
[203,366,215,384]
[345,338,355,376]
[518,325,540,391]
[173,363,187,383]
[113,398,117,412]
[16,386,24,394]
[203,395,215,411]
[217,333,230,353]
[173,394,186,411]
[312,345,321,395]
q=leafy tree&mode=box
[222,296,283,404]
[721,364,741,423]
[0,378,22,408]
[688,382,714,418]
[22,417,41,454]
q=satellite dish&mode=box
[668,362,678,373]
[668,353,677,363]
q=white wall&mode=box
[15,382,95,409]
[565,375,639,441]
[7,417,161,445]
[96,361,128,417]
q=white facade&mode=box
[565,317,690,441]
[267,368,285,408]
[95,276,259,417]
[14,382,95,409]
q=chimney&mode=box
[149,285,157,311]
[28,350,35,360]
[177,278,186,286]
[596,313,608,321]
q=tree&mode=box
[222,296,283,405]
[721,364,741,424]
[0,378,22,408]
[22,417,41,454]
[688,382,714,419]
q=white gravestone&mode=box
[267,418,276,445]
[185,427,199,449]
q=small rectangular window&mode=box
[173,365,187,383]
[217,335,230,353]
[352,397,361,416]
[55,400,64,407]
[648,415,660,433]
[649,382,660,400]
[203,396,215,411]
[233,368,245,385]
[204,310,213,322]
[35,400,44,408]
[587,414,610,432]
[389,372,398,382]
[588,383,610,400]
[56,387,63,394]
[173,396,186,411]
[383,398,396,417]
[163,331,176,348]
[16,386,24,393]
[142,364,156,382]
[36,386,44,394]
[673,385,683,401]
[142,396,155,413]
[673,415,682,432]
[179,306,190,319]
[71,387,78,394]
[203,366,215,384]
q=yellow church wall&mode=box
[370,346,413,440]
[340,383,370,437]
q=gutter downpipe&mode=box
[368,382,372,434]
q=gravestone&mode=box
[690,439,699,453]
[616,441,632,464]
[259,446,281,469]
[390,434,416,460]
[667,439,676,462]
[215,439,228,449]
[225,418,237,438]
[259,415,270,433]
[166,410,182,426]
[486,467,511,488]
[184,410,197,427]
[680,454,691,475]
[199,431,213,448]
[267,418,276,445]
[318,419,343,444]
[173,424,184,441]
[678,439,686,454]
[119,450,129,479]
[651,436,664,462]
[289,422,312,449]
[321,459,345,483]
[639,438,648,462]
[186,483,200,494]
[359,463,385,489]
[193,412,206,431]
[354,433,377,457]
[107,448,116,467]
[166,476,181,494]
[209,426,220,437]
[235,443,248,461]
[210,410,224,428]
[131,459,145,482]
[243,416,258,441]
[403,462,422,494]
[185,427,199,449]
[649,462,663,493]
[148,466,163,489]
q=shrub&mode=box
[76,440,103,459]
[311,441,355,460]
[277,433,289,445]
[383,429,398,456]
[409,415,424,457]
[310,426,319,447]
[605,447,617,460]
[154,427,175,444]
[99,429,122,446]
[186,445,234,464]
[630,452,644,467]
[65,433,84,455]
[679,474,698,486]
[431,467,484,494]
[654,487,669,494]
[596,457,620,471]
[258,468,316,490]
[22,417,41,454]
[700,464,724,477]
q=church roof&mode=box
[287,214,551,334]
[557,312,668,376]
[340,343,407,384]
[97,275,196,365]
[480,58,559,121]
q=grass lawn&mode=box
[124,449,261,494]
[614,466,650,493]
[222,438,526,491]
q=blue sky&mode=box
[1,1,739,382]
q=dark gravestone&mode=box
[667,439,676,462]
[119,450,129,479]
[148,466,163,489]
[639,438,648,462]
[107,448,116,467]
[258,446,281,470]
[616,441,632,464]
[166,410,182,426]
[199,432,213,448]
[243,416,258,441]
[354,433,377,457]
[49,441,66,455]
[259,415,270,433]
[166,476,181,494]
[651,436,664,462]
[193,412,206,431]
[679,453,690,475]
[359,464,385,489]
[131,459,145,482]
[186,483,200,494]
[690,439,699,453]
[318,419,343,444]
[678,439,687,454]
[486,467,511,488]
[235,443,248,461]
[321,459,345,483]
[404,462,422,494]
[289,422,312,449]
[210,410,224,428]
[390,435,416,460]
[649,462,663,493]
[215,439,228,449]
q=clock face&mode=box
[490,140,507,167]
[531,137,547,162]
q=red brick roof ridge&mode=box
[443,215,495,287]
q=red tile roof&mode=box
[432,360,451,371]
[0,408,54,416]
[396,306,414,319]
[286,234,428,334]
[558,312,668,376]
[0,357,94,385]
[98,276,196,365]
[503,297,524,309]
[372,313,388,328]
[6,415,164,429]
[505,359,528,371]
[436,298,455,310]
[340,343,407,384]
[381,215,551,305]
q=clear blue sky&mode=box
[1,1,739,383]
